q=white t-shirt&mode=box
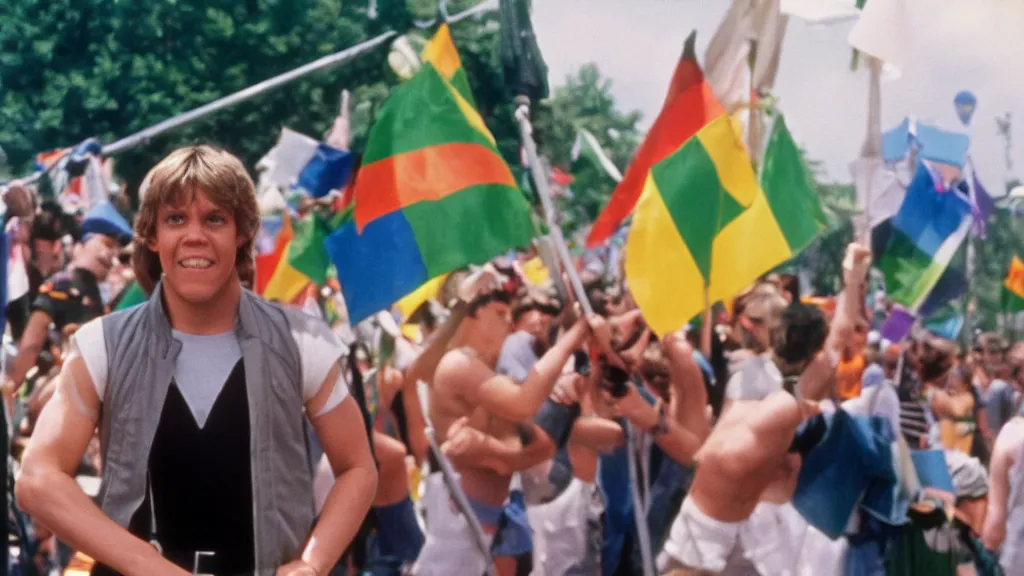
[72,313,349,428]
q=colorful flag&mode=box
[877,162,972,312]
[255,213,292,295]
[1003,256,1024,313]
[421,23,475,107]
[587,30,724,248]
[265,128,356,198]
[759,115,827,254]
[332,58,534,323]
[571,128,622,183]
[624,115,793,336]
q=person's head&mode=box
[736,283,788,353]
[465,290,514,355]
[882,344,901,379]
[917,337,957,384]
[29,208,68,278]
[133,146,260,305]
[771,301,828,380]
[975,332,1007,366]
[512,295,560,349]
[72,233,119,281]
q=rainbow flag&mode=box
[1003,256,1024,313]
[328,37,533,324]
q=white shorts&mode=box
[412,473,494,576]
[657,499,803,576]
[526,479,603,576]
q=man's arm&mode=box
[4,310,53,405]
[458,318,589,423]
[16,353,187,576]
[982,420,1021,551]
[826,244,871,358]
[663,332,711,441]
[403,303,469,464]
[443,419,555,476]
[298,364,378,576]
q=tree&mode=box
[531,63,642,235]
[0,0,520,205]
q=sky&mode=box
[531,0,1024,193]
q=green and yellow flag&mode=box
[421,23,476,107]
[1003,256,1024,313]
[625,114,796,336]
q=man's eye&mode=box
[208,214,226,225]
[165,215,185,225]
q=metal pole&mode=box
[513,96,593,317]
[860,56,883,246]
[100,0,499,157]
[516,95,655,576]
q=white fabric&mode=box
[526,479,602,576]
[412,473,493,576]
[267,128,320,188]
[1003,425,1024,575]
[726,354,783,401]
[781,0,859,25]
[659,498,805,576]
[847,0,914,71]
[75,313,349,417]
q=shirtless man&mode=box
[413,285,589,576]
[658,302,831,576]
[982,414,1024,575]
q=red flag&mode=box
[586,30,725,248]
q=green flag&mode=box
[286,213,331,286]
[760,115,828,255]
[114,280,147,311]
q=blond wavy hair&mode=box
[132,146,260,295]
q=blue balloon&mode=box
[954,90,977,126]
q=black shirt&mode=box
[32,268,105,332]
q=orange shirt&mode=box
[836,354,866,401]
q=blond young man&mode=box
[16,146,377,576]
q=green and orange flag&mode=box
[327,26,534,324]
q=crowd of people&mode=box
[3,145,1024,576]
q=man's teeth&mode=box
[180,258,213,269]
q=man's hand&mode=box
[550,373,584,405]
[603,387,658,430]
[277,559,319,576]
[842,243,872,287]
[457,265,502,303]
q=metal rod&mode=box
[101,0,499,156]
[860,56,883,246]
[514,97,593,317]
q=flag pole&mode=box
[860,56,883,247]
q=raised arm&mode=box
[457,317,589,423]
[826,243,871,359]
[3,310,53,411]
[663,331,711,442]
[16,351,187,576]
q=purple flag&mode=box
[881,306,916,343]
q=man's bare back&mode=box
[690,390,814,522]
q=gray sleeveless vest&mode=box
[96,282,314,575]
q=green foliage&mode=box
[791,181,856,295]
[531,63,642,235]
[971,207,1024,331]
[0,0,428,203]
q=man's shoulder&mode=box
[37,272,77,300]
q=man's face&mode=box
[78,235,118,281]
[474,299,513,351]
[32,238,64,278]
[515,309,554,347]
[982,346,1004,366]
[148,189,242,305]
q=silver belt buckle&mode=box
[193,550,215,576]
